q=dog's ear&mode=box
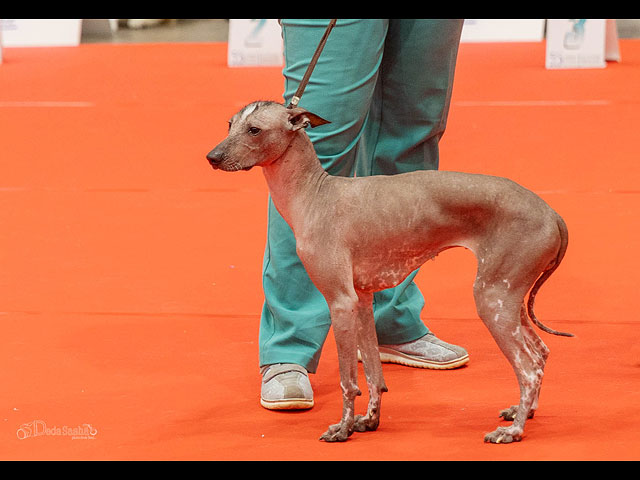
[287,107,331,131]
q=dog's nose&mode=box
[207,149,224,167]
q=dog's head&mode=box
[206,101,329,172]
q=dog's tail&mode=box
[527,215,574,337]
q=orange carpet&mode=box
[0,40,638,460]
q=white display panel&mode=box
[461,19,546,42]
[227,19,284,67]
[0,19,82,47]
[546,19,619,69]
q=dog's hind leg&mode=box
[473,282,543,444]
[353,291,388,433]
[498,305,549,422]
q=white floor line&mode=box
[454,100,611,107]
[0,101,95,107]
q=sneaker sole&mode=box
[260,398,314,410]
[359,348,469,370]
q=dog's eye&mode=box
[248,127,261,136]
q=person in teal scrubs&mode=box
[260,19,469,410]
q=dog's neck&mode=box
[261,130,328,230]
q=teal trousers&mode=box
[259,19,463,373]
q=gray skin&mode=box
[206,101,572,444]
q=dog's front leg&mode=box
[320,292,361,442]
[354,291,387,433]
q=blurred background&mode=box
[79,18,640,44]
[81,19,230,43]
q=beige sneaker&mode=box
[360,333,469,370]
[260,363,314,410]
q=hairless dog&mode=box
[206,101,572,444]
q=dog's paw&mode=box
[499,405,535,421]
[353,413,379,432]
[499,405,519,421]
[484,426,523,444]
[319,423,352,442]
